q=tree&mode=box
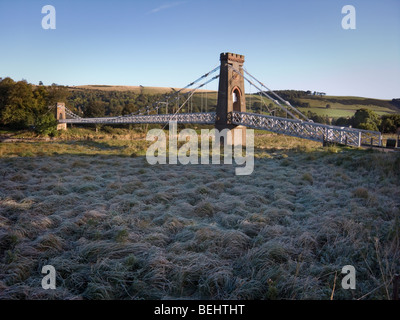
[47,84,70,106]
[34,113,58,136]
[1,80,37,129]
[351,109,381,131]
[33,85,49,114]
[122,103,138,116]
[135,94,148,110]
[84,101,106,118]
[0,77,16,122]
[380,114,400,133]
[335,117,350,127]
[252,101,262,113]
[306,111,329,124]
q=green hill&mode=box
[243,91,400,119]
[292,95,399,119]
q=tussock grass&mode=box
[302,173,314,185]
[352,187,369,199]
[0,133,399,300]
[193,201,215,217]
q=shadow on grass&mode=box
[57,140,130,151]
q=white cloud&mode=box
[150,1,188,14]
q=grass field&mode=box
[298,96,396,118]
[254,95,397,119]
[0,130,399,300]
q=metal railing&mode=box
[60,112,217,125]
[231,112,382,147]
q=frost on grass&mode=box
[0,146,399,300]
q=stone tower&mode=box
[56,102,67,130]
[216,52,246,145]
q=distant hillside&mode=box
[292,95,400,118]
[247,90,400,119]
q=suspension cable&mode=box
[65,106,82,119]
[258,92,273,115]
[162,74,220,129]
[243,68,309,121]
[248,80,252,112]
[228,65,300,120]
[125,65,220,117]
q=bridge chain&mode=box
[228,65,308,121]
[65,106,82,119]
[243,68,310,121]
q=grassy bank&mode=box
[0,132,399,300]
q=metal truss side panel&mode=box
[61,112,217,125]
[231,112,381,147]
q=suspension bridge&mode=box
[56,52,382,148]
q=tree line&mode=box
[0,77,69,135]
[68,89,161,118]
[68,89,218,118]
[0,78,219,134]
[335,109,400,133]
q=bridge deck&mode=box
[61,111,382,148]
[60,112,217,125]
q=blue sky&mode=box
[0,0,399,99]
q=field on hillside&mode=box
[298,96,397,118]
[248,95,398,119]
[0,132,399,300]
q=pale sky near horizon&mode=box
[0,0,399,99]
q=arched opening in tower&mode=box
[233,88,241,112]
